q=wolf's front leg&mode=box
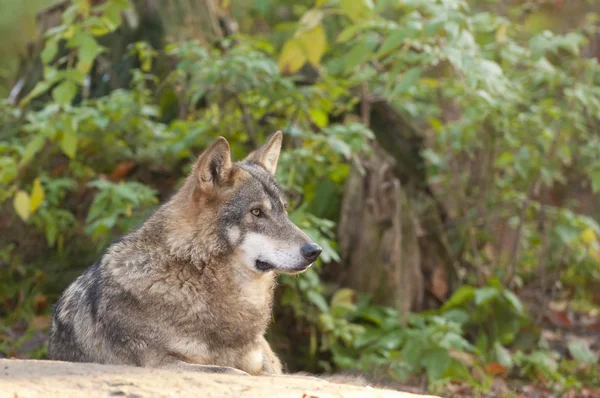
[258,336,283,375]
[235,336,282,376]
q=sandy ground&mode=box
[0,359,439,398]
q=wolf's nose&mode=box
[301,243,322,262]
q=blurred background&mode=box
[1,0,600,396]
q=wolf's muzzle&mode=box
[300,243,322,263]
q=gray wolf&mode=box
[48,131,322,376]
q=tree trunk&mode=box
[337,101,455,314]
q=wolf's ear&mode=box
[194,137,233,191]
[245,131,283,175]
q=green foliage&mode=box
[23,0,130,107]
[331,303,474,386]
[85,179,158,243]
[2,0,600,394]
[441,280,527,351]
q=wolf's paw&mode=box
[223,367,250,376]
[169,362,249,376]
[201,365,249,376]
[265,373,330,383]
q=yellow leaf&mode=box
[581,228,597,244]
[496,24,507,43]
[278,39,307,75]
[30,178,45,214]
[299,24,327,67]
[331,288,356,307]
[309,109,329,128]
[13,190,31,221]
[126,204,132,217]
[60,127,77,159]
[340,0,374,21]
[419,78,439,88]
[75,0,90,18]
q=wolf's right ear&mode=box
[194,137,233,191]
[245,130,283,175]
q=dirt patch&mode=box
[0,359,439,398]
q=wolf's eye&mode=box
[251,208,262,217]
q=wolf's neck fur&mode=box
[121,197,277,339]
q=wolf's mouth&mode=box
[255,259,275,272]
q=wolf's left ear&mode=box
[194,137,233,191]
[246,131,283,175]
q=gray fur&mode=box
[48,132,320,376]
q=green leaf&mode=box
[477,89,495,105]
[590,169,600,193]
[378,332,404,351]
[30,178,45,213]
[69,32,103,73]
[401,339,423,365]
[328,138,352,159]
[529,34,547,61]
[495,152,514,168]
[103,0,128,29]
[20,81,52,106]
[567,339,598,364]
[86,17,110,35]
[376,29,407,58]
[442,286,475,310]
[340,0,374,22]
[503,290,524,316]
[307,290,329,313]
[46,219,58,247]
[526,351,558,373]
[60,127,77,159]
[337,24,364,43]
[318,312,335,332]
[13,191,31,221]
[52,80,78,106]
[556,224,580,244]
[61,5,78,25]
[343,38,374,73]
[20,136,46,167]
[253,0,270,14]
[41,38,59,64]
[494,341,513,368]
[0,157,18,184]
[421,349,451,381]
[557,145,571,165]
[393,67,421,95]
[357,306,388,327]
[442,309,470,325]
[424,19,445,37]
[474,287,498,306]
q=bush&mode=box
[2,0,600,395]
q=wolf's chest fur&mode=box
[108,242,276,352]
[154,258,276,365]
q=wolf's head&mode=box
[170,131,321,275]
